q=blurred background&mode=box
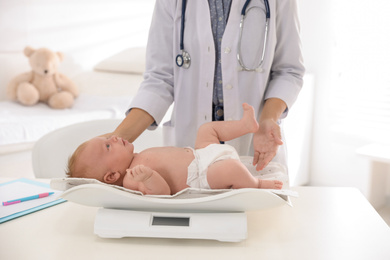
[0,0,389,220]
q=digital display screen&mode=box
[152,216,190,227]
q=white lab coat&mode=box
[130,0,305,160]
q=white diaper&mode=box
[187,144,240,189]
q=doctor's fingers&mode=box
[99,132,114,139]
[252,151,265,166]
[255,152,274,171]
[253,151,260,167]
[252,151,266,169]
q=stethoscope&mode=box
[176,0,271,72]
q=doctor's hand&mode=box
[99,108,154,142]
[252,118,283,171]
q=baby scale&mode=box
[58,179,297,242]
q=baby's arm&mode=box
[123,165,171,195]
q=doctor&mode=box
[110,0,304,172]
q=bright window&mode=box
[329,0,390,144]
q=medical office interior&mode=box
[0,0,389,225]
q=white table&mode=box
[1,182,390,260]
[357,143,390,208]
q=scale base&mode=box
[94,208,247,242]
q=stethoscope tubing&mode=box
[243,0,270,17]
[177,0,270,70]
[180,0,187,51]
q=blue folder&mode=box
[0,178,66,224]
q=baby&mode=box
[67,103,283,195]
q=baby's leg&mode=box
[195,103,259,149]
[123,165,171,195]
[207,159,283,190]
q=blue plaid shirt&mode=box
[208,0,232,119]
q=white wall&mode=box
[284,74,314,186]
[297,0,390,205]
[293,0,335,187]
[298,0,371,189]
[0,0,155,100]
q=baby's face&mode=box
[79,136,135,179]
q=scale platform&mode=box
[55,178,297,242]
[95,208,247,242]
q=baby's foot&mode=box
[241,103,259,133]
[258,179,283,189]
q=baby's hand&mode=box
[126,165,153,182]
[124,165,171,195]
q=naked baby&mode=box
[67,103,283,195]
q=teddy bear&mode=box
[6,46,79,109]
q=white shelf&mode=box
[356,143,390,163]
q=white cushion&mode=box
[93,47,146,75]
[0,94,131,147]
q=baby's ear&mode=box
[103,171,121,184]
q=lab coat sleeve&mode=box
[129,0,176,128]
[265,0,305,118]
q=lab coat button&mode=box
[225,84,233,90]
[224,47,231,54]
[216,109,224,117]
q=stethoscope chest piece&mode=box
[176,51,191,69]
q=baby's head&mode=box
[67,136,135,186]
